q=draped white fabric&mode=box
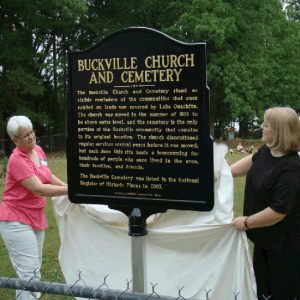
[52,143,257,300]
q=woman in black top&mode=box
[231,107,300,300]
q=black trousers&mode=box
[253,245,300,300]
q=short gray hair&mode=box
[7,116,33,141]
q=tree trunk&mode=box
[239,117,249,138]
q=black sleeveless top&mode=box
[244,145,300,252]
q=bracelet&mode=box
[244,216,250,230]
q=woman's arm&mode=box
[51,174,67,186]
[21,175,68,197]
[232,207,286,231]
[230,154,253,177]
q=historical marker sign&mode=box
[67,27,214,211]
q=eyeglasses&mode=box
[17,130,36,140]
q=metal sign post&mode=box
[131,235,146,293]
[129,208,147,293]
[119,207,166,293]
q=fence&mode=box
[0,265,267,300]
[0,273,276,300]
[37,134,66,154]
[0,267,193,300]
[0,134,65,158]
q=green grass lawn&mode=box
[0,150,248,299]
[226,151,247,217]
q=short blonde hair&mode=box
[6,116,33,141]
[264,107,300,152]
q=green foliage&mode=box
[0,0,87,132]
[0,0,299,135]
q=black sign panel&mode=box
[67,27,213,211]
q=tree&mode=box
[0,0,87,134]
[0,0,298,138]
[164,0,299,137]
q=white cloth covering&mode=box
[52,143,257,300]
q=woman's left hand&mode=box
[232,216,248,231]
